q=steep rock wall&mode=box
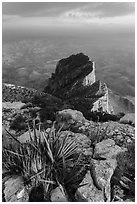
[92,81,114,114]
[44,53,95,98]
[44,53,113,115]
[83,61,96,86]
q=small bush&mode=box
[111,143,135,199]
[90,111,120,122]
[116,143,135,180]
[10,114,27,132]
[89,123,110,145]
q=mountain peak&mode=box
[44,53,134,117]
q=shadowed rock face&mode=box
[44,53,134,117]
[44,53,95,99]
[44,53,112,116]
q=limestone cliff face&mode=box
[92,81,114,114]
[44,53,113,115]
[82,61,96,86]
[44,53,135,117]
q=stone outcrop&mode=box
[3,176,29,202]
[55,112,135,148]
[50,187,68,202]
[43,53,134,119]
[56,109,87,130]
[90,159,116,202]
[77,121,135,147]
[93,139,127,160]
[2,110,135,202]
[90,81,114,113]
[74,139,127,202]
[75,171,104,202]
[44,53,95,98]
[43,53,135,118]
[44,53,113,116]
[90,139,127,201]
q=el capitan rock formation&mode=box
[44,53,112,114]
[44,53,134,117]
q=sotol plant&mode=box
[3,122,84,201]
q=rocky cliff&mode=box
[44,53,95,98]
[44,53,111,114]
[44,53,134,116]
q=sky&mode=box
[2,2,135,32]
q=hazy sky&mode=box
[2,2,135,32]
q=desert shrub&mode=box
[89,123,110,145]
[116,143,135,180]
[111,143,135,199]
[3,123,85,201]
[90,111,120,122]
[31,94,64,122]
[10,114,27,131]
[38,109,56,122]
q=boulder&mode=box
[2,101,26,110]
[93,139,127,159]
[3,176,29,202]
[50,186,68,202]
[75,171,104,202]
[90,159,117,201]
[56,109,86,130]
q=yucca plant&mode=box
[3,121,84,201]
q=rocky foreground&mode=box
[2,53,135,202]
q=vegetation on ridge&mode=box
[2,122,86,201]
